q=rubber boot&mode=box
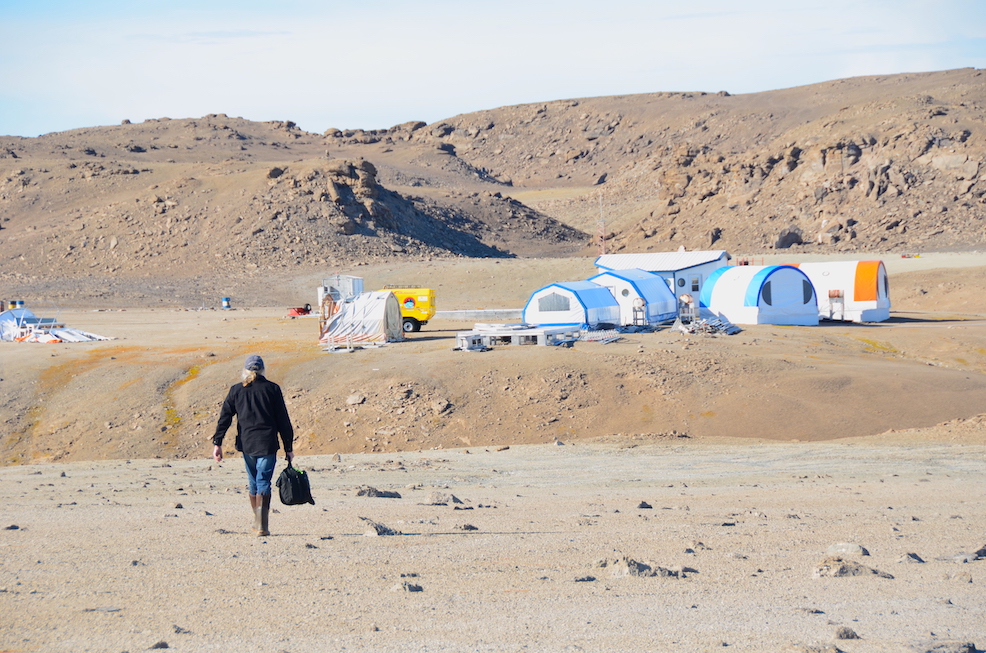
[258,493,271,536]
[249,494,261,532]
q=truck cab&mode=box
[381,287,436,332]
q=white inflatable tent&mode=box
[522,281,620,328]
[699,265,819,326]
[792,260,890,322]
[588,268,677,326]
[319,291,404,345]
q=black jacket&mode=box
[212,376,294,457]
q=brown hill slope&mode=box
[0,116,587,304]
[2,69,986,307]
[414,68,986,254]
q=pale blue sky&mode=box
[1,0,984,137]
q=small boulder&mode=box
[826,542,869,557]
[813,556,893,579]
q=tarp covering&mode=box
[522,281,620,328]
[319,291,404,345]
[0,309,112,343]
[792,261,890,322]
[699,265,819,326]
[588,268,677,325]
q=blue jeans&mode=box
[244,454,277,496]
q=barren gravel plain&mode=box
[1,253,985,653]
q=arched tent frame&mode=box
[319,291,404,345]
[588,268,677,326]
[793,260,890,322]
[522,281,620,328]
[699,265,819,326]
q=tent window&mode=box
[883,275,889,298]
[621,288,630,297]
[677,278,686,288]
[803,280,814,304]
[538,293,570,312]
[762,281,772,306]
[691,276,700,292]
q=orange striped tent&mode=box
[791,261,890,323]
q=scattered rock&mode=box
[898,552,925,563]
[597,556,680,578]
[424,492,462,505]
[910,642,977,653]
[574,575,596,582]
[149,641,169,649]
[775,226,804,249]
[359,517,400,536]
[813,556,893,579]
[356,486,401,499]
[346,394,365,406]
[637,501,652,509]
[826,542,869,556]
[4,525,19,530]
[834,626,860,640]
[455,524,478,531]
[391,581,422,592]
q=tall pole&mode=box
[597,195,606,256]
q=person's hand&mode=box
[286,450,295,466]
[213,445,223,463]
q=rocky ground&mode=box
[1,436,983,653]
[1,255,985,652]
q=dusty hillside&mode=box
[424,68,986,254]
[0,117,587,303]
[3,69,986,309]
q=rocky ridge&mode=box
[2,69,986,306]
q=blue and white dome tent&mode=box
[522,281,620,329]
[587,268,677,326]
[699,265,819,326]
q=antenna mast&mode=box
[597,195,606,255]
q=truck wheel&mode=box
[402,318,420,333]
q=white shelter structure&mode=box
[699,265,819,326]
[0,308,111,343]
[319,291,404,345]
[594,250,730,300]
[792,261,891,322]
[522,281,620,328]
[587,268,677,326]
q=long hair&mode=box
[242,367,264,387]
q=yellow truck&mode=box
[381,287,436,332]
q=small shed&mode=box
[699,265,819,326]
[319,291,404,345]
[522,281,620,328]
[792,261,890,322]
[594,250,731,299]
[588,268,677,326]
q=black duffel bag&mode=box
[276,463,315,506]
